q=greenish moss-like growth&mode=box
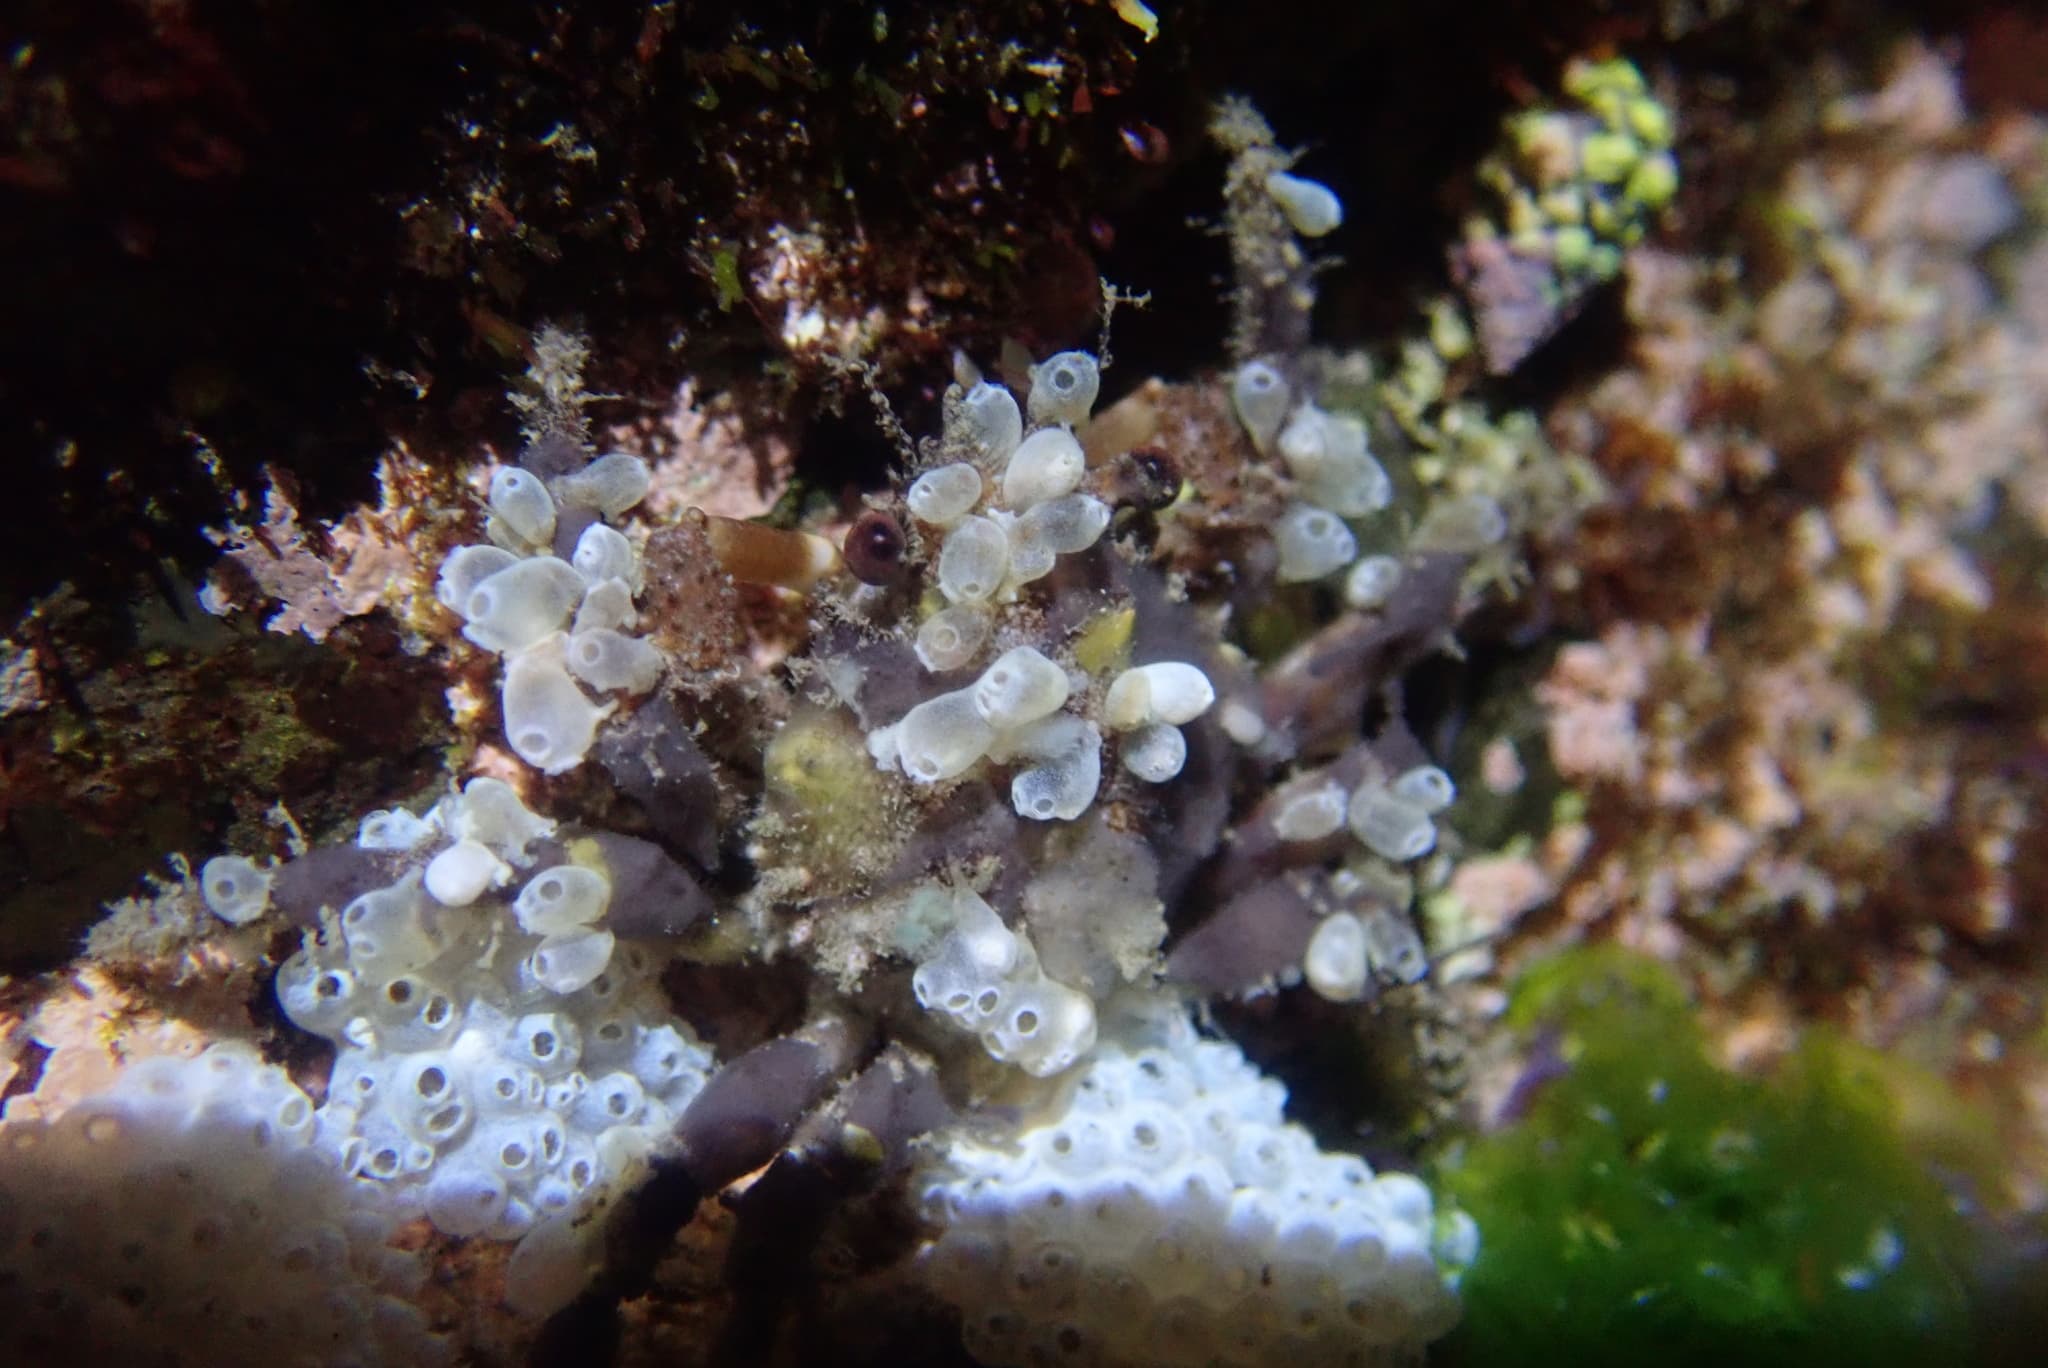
[1435,947,1974,1368]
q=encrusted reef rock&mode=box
[6,13,2046,1368]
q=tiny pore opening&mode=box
[578,641,602,664]
[417,1067,447,1097]
[1133,1123,1159,1149]
[598,1022,623,1041]
[211,876,237,899]
[1014,1009,1040,1035]
[517,730,550,755]
[387,980,414,1005]
[606,1092,629,1116]
[496,1076,518,1099]
[427,1105,463,1135]
[975,989,999,1014]
[531,1031,556,1058]
[317,973,345,999]
[424,996,451,1026]
[539,877,563,900]
[502,1143,529,1167]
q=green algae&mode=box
[1435,946,1975,1368]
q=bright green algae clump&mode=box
[1435,948,1974,1368]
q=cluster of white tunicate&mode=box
[274,779,713,1314]
[1269,763,1455,1002]
[907,884,1097,1078]
[873,646,1104,822]
[883,351,1191,825]
[905,352,1112,613]
[1102,660,1217,784]
[0,1043,446,1367]
[438,450,661,774]
[915,1002,1473,1367]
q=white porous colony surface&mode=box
[0,1044,446,1367]
[275,778,714,1315]
[916,1005,1475,1368]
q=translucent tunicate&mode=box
[530,928,616,995]
[1272,504,1357,583]
[895,688,996,783]
[1276,405,1369,483]
[915,603,991,673]
[983,978,1098,1076]
[570,523,639,588]
[514,864,611,935]
[1271,784,1346,841]
[1265,171,1343,237]
[1120,722,1187,782]
[200,855,272,925]
[489,467,557,548]
[1345,787,1437,862]
[1342,554,1402,611]
[436,544,519,611]
[339,874,436,977]
[999,509,1059,589]
[358,807,435,852]
[1410,493,1509,554]
[1014,492,1111,555]
[565,628,662,694]
[972,646,1070,730]
[1218,699,1268,746]
[936,515,1010,604]
[960,380,1024,463]
[447,776,555,860]
[1006,715,1103,822]
[1304,912,1369,1002]
[570,577,637,636]
[1002,428,1087,509]
[422,838,508,906]
[1103,661,1216,729]
[551,452,651,519]
[907,462,985,527]
[459,556,587,654]
[1361,906,1429,985]
[1231,360,1291,453]
[502,635,614,775]
[1303,456,1393,518]
[1389,765,1455,814]
[1025,351,1102,428]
